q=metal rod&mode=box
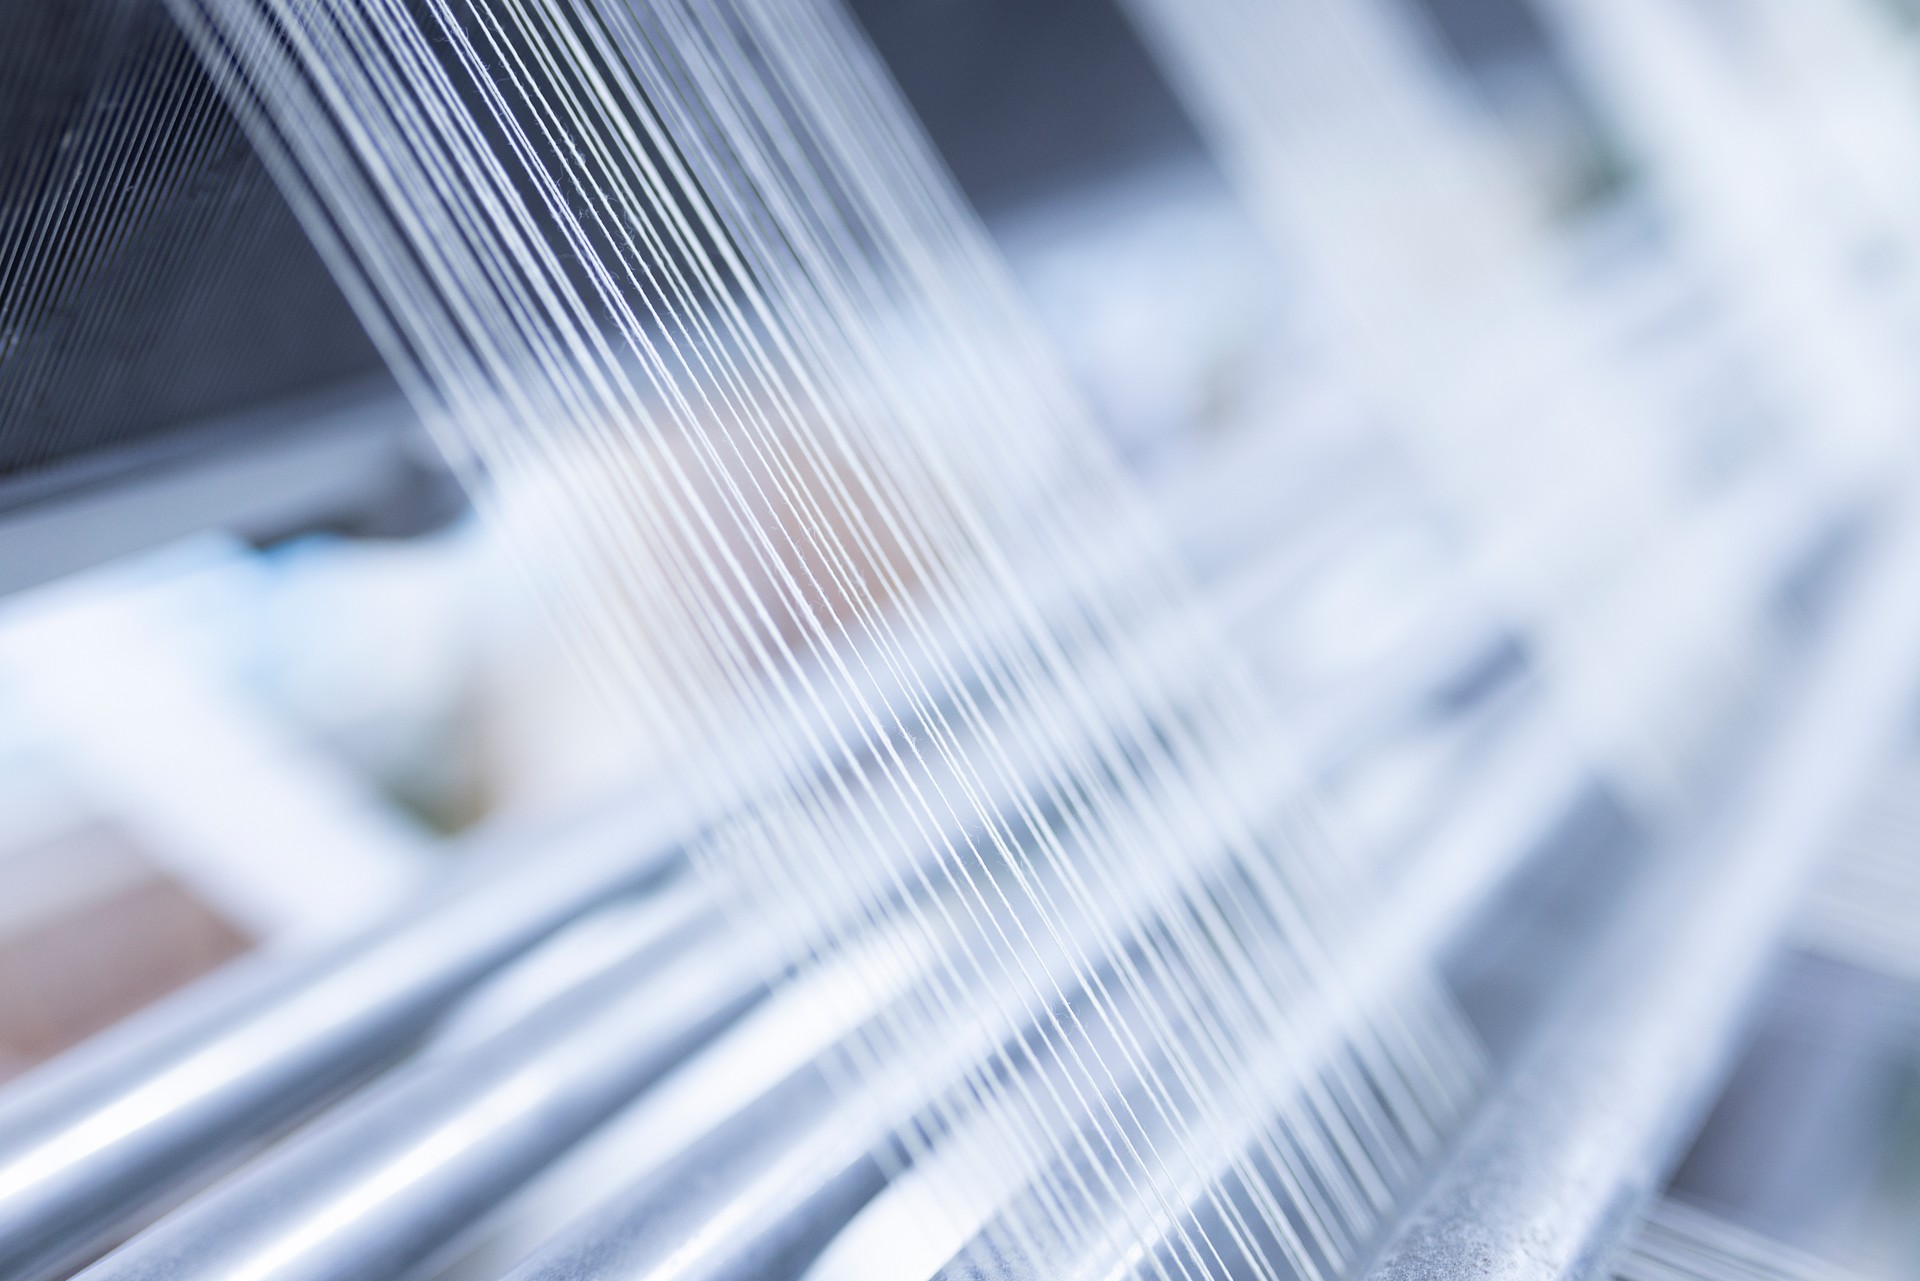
[0,789,691,1281]
[495,949,1161,1281]
[499,1063,889,1281]
[75,892,760,1281]
[1364,487,1920,1281]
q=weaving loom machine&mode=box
[4,1,1920,1280]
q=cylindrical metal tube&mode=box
[0,790,689,1281]
[501,1064,889,1281]
[74,895,761,1281]
[1365,492,1920,1281]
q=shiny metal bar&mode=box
[1365,488,1920,1281]
[497,952,1163,1281]
[0,790,691,1281]
[501,1064,888,1281]
[75,889,761,1281]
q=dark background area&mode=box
[0,0,1556,498]
[0,1,388,490]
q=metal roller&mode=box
[0,794,692,1281]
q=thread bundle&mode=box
[168,0,1487,1277]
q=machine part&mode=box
[1365,488,1920,1281]
[0,790,691,1281]
[77,906,760,1281]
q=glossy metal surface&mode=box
[503,1065,889,1281]
[0,791,689,1281]
[77,890,760,1281]
[1366,491,1920,1281]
